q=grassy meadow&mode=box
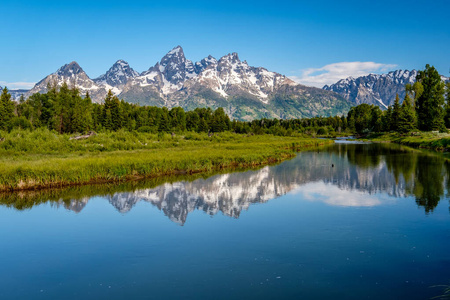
[0,128,332,191]
[364,132,450,151]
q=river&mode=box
[1,142,449,299]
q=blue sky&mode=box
[1,0,449,89]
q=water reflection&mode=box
[1,143,449,223]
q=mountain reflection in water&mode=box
[2,143,449,224]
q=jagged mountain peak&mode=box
[219,52,241,64]
[23,46,352,119]
[56,61,85,77]
[138,45,197,90]
[323,69,420,108]
[194,55,218,73]
[26,60,109,102]
[160,45,186,66]
[94,59,139,88]
[167,45,183,55]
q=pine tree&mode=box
[110,97,123,131]
[382,106,393,131]
[0,87,15,130]
[398,94,416,133]
[158,107,170,132]
[197,117,208,133]
[101,90,114,131]
[211,107,229,132]
[391,94,401,131]
[415,64,446,131]
[445,82,450,128]
[370,106,383,132]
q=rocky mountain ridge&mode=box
[323,70,449,109]
[20,46,351,120]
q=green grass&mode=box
[364,132,450,151]
[0,129,332,191]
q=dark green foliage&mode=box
[370,106,383,133]
[102,90,123,131]
[0,87,15,130]
[346,65,447,135]
[391,94,401,131]
[445,82,450,128]
[382,106,393,131]
[9,116,32,130]
[347,104,374,134]
[398,94,416,133]
[169,107,186,132]
[415,64,446,132]
[210,107,230,132]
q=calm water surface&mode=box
[1,143,450,299]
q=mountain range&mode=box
[4,47,449,117]
[323,70,449,108]
[8,46,351,120]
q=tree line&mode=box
[0,64,448,136]
[347,64,450,134]
[0,82,350,136]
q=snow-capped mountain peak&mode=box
[56,61,85,77]
[323,70,420,108]
[21,46,351,120]
[94,59,139,92]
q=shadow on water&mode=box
[1,142,450,223]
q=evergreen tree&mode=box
[0,87,15,130]
[415,64,446,131]
[110,97,123,131]
[370,106,383,132]
[391,94,401,131]
[211,107,230,132]
[445,82,450,128]
[169,107,186,132]
[101,90,115,131]
[398,94,416,133]
[71,91,93,132]
[186,111,199,132]
[382,106,393,131]
[158,107,170,132]
[197,117,208,133]
[347,104,372,133]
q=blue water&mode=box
[1,143,450,299]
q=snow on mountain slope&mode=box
[93,60,139,95]
[21,46,351,118]
[323,70,419,108]
[25,61,109,102]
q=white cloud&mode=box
[289,61,397,88]
[0,81,36,90]
[292,181,394,207]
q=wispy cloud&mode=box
[0,81,36,90]
[289,62,397,88]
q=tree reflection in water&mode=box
[1,143,449,222]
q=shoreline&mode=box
[0,137,333,192]
[362,132,450,152]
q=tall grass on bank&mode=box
[365,132,450,151]
[0,129,332,191]
[0,165,271,210]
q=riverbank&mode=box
[364,132,450,151]
[0,129,332,192]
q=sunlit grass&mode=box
[0,129,332,191]
[364,132,450,151]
